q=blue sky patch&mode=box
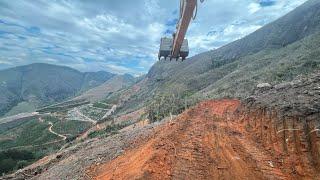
[27,26,41,35]
[259,0,277,7]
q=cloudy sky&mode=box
[0,0,307,75]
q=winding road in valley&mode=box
[48,121,67,141]
[3,118,66,150]
[3,105,116,151]
[39,116,67,140]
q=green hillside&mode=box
[0,115,92,175]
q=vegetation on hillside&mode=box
[93,102,113,109]
[0,114,92,175]
[0,118,58,150]
[0,149,35,175]
[53,120,91,137]
[4,102,36,117]
[147,90,199,122]
[203,32,320,99]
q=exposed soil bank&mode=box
[88,99,320,179]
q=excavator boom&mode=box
[159,0,203,61]
[171,0,196,59]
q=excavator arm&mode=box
[158,0,204,61]
[172,0,197,59]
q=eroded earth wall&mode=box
[236,72,320,175]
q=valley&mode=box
[0,65,137,175]
[0,93,120,175]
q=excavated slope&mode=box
[88,99,320,180]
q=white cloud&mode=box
[248,3,261,14]
[0,59,13,65]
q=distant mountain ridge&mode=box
[74,73,135,102]
[0,63,115,117]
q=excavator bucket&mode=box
[158,37,189,61]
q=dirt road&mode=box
[48,121,67,141]
[88,100,302,180]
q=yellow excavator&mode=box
[158,0,204,61]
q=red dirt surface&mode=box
[87,99,317,180]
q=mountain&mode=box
[0,63,115,117]
[81,71,116,92]
[117,0,320,113]
[74,74,135,102]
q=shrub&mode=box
[147,91,197,123]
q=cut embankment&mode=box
[88,99,319,180]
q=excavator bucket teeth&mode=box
[159,37,172,60]
[158,37,189,60]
